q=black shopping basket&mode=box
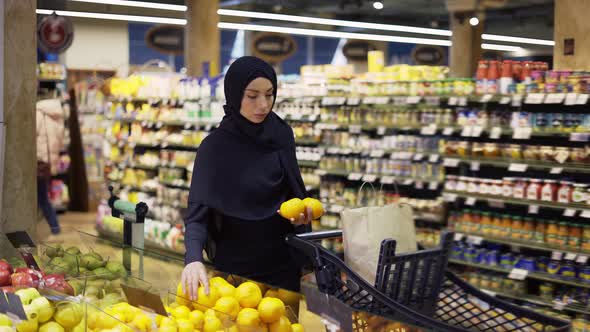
[287,230,571,332]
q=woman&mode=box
[181,56,312,300]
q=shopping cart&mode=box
[287,230,571,332]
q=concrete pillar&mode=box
[553,0,590,70]
[449,12,483,78]
[185,0,220,77]
[0,0,37,249]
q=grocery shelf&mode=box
[298,160,320,168]
[455,231,590,256]
[443,190,590,211]
[480,288,590,316]
[449,258,590,289]
[317,168,442,184]
[119,185,158,195]
[443,155,590,173]
[295,138,321,145]
[160,180,190,190]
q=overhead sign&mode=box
[342,40,377,61]
[252,33,297,63]
[37,13,74,54]
[145,25,184,55]
[411,45,446,65]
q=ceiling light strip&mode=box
[482,33,555,46]
[35,9,187,25]
[69,0,187,11]
[481,43,522,52]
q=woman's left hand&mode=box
[277,207,313,225]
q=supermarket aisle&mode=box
[37,211,97,242]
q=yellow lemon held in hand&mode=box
[302,198,324,219]
[172,306,191,320]
[279,198,305,220]
[202,315,222,332]
[235,282,263,309]
[257,298,285,324]
[213,297,240,320]
[188,310,204,329]
[236,308,261,332]
[196,286,221,309]
[269,316,292,332]
[176,283,191,307]
[291,323,304,332]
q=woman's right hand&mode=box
[181,261,209,301]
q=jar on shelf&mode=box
[582,225,590,250]
[456,176,468,192]
[523,145,540,160]
[491,180,504,196]
[491,213,503,237]
[554,147,570,163]
[571,147,588,163]
[445,175,458,191]
[467,178,479,194]
[526,179,542,201]
[545,220,559,245]
[502,177,515,197]
[471,142,484,157]
[538,146,555,161]
[470,211,482,233]
[556,222,569,246]
[534,219,546,243]
[457,141,470,157]
[522,217,535,241]
[483,143,500,158]
[500,215,512,238]
[541,180,557,202]
[480,212,492,235]
[505,144,522,160]
[557,181,573,204]
[479,179,492,195]
[567,223,582,248]
[572,183,588,203]
[513,178,528,199]
[510,216,523,239]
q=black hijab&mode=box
[188,56,308,222]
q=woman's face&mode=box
[240,77,274,124]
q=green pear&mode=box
[15,288,41,305]
[39,321,64,332]
[84,285,100,297]
[29,297,55,323]
[0,313,12,327]
[16,305,39,332]
[54,303,83,329]
[92,267,114,281]
[65,247,81,256]
[80,254,105,270]
[105,261,127,279]
[44,245,62,259]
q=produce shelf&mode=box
[443,190,590,211]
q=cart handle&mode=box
[293,230,342,241]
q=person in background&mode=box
[36,98,66,235]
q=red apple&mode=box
[10,272,34,288]
[0,260,13,274]
[14,268,42,288]
[0,269,10,287]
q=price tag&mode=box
[565,93,578,105]
[499,96,511,104]
[443,127,454,136]
[565,253,577,261]
[528,205,539,214]
[509,163,528,172]
[577,255,589,264]
[347,173,363,181]
[481,289,497,297]
[488,199,505,208]
[428,181,439,190]
[581,210,590,219]
[525,93,545,104]
[444,193,458,202]
[512,127,532,140]
[552,251,563,260]
[413,153,424,161]
[380,176,395,184]
[461,126,473,137]
[156,121,163,129]
[563,209,577,217]
[454,233,464,241]
[553,301,565,311]
[490,126,502,139]
[321,97,332,106]
[545,93,565,104]
[415,181,424,189]
[370,150,385,158]
[480,94,493,103]
[375,97,389,105]
[349,125,362,134]
[448,97,458,106]
[377,126,387,135]
[403,179,414,186]
[429,154,440,163]
[425,96,440,106]
[362,97,375,104]
[335,97,346,105]
[465,197,476,206]
[508,268,529,280]
[347,97,360,105]
[470,162,480,171]
[458,97,468,106]
[314,169,327,176]
[291,113,303,120]
[421,124,437,135]
[443,158,460,167]
[576,94,589,105]
[362,174,378,182]
[511,95,523,107]
[550,167,563,174]
[406,96,421,104]
[570,133,590,142]
[467,236,484,245]
[121,284,168,316]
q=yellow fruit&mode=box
[202,316,222,332]
[276,289,301,307]
[291,323,304,332]
[16,316,38,332]
[257,298,285,324]
[97,311,120,330]
[0,314,12,327]
[215,283,236,298]
[213,297,240,320]
[196,286,220,309]
[209,277,230,288]
[204,309,217,318]
[158,324,177,332]
[279,198,305,220]
[169,302,180,309]
[39,321,64,332]
[236,308,261,332]
[188,310,204,329]
[54,303,84,329]
[269,317,292,332]
[114,323,135,332]
[176,283,191,307]
[160,317,177,328]
[176,319,193,332]
[172,306,191,320]
[130,314,150,332]
[264,289,279,299]
[235,282,262,309]
[302,198,324,219]
[155,314,165,327]
[228,326,240,332]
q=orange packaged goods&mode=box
[480,212,492,235]
[556,222,569,246]
[546,221,559,245]
[470,210,482,233]
[522,217,535,241]
[492,213,503,237]
[510,216,524,240]
[568,223,582,248]
[476,60,488,94]
[534,219,546,243]
[582,225,590,250]
[501,215,512,238]
[487,60,500,94]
